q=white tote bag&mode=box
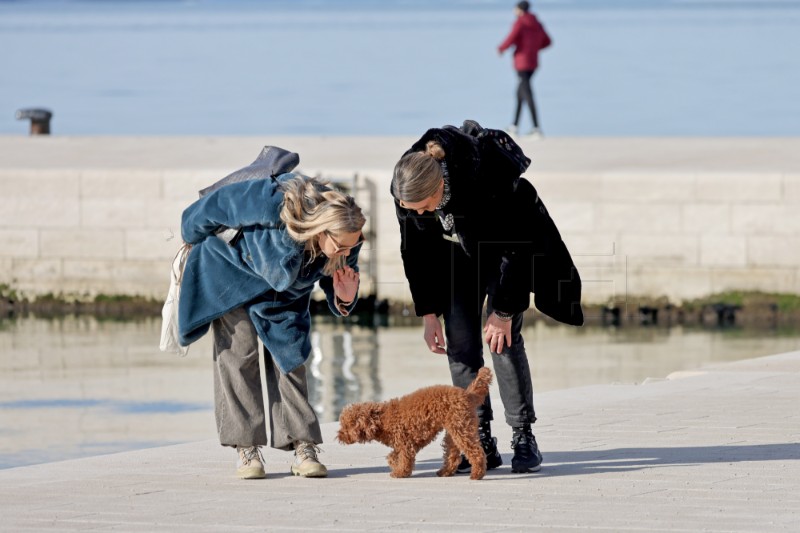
[159,244,190,356]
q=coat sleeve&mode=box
[181,179,278,245]
[498,19,522,53]
[395,202,449,317]
[464,131,531,315]
[487,178,536,315]
[494,179,584,325]
[540,23,552,49]
[318,246,361,317]
[240,227,301,293]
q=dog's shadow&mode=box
[323,455,542,480]
[315,442,800,480]
[329,459,443,479]
[265,465,398,480]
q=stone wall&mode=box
[0,167,219,299]
[1,139,798,307]
[531,171,800,306]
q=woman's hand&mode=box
[484,312,512,354]
[333,266,359,304]
[423,314,447,355]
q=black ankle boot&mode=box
[456,421,503,474]
[511,424,543,473]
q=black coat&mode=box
[393,123,584,326]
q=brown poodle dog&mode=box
[337,367,492,480]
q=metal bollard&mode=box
[601,305,621,327]
[712,303,741,327]
[638,305,659,326]
[15,108,53,135]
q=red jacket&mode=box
[498,12,552,72]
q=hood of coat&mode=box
[518,12,540,29]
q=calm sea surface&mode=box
[2,315,800,468]
[1,0,799,136]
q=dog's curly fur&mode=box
[337,367,492,480]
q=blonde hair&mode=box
[279,175,366,276]
[391,141,446,203]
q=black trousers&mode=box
[442,242,537,427]
[513,69,539,129]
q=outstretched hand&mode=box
[333,266,359,303]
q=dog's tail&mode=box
[465,367,493,408]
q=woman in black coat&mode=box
[391,120,583,474]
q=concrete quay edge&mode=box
[2,135,800,174]
[0,350,798,532]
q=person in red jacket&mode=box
[498,1,552,137]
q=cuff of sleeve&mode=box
[335,295,356,317]
[490,292,530,316]
[493,310,514,321]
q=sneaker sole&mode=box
[291,466,328,478]
[237,467,266,480]
[511,464,542,473]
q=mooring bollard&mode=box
[638,305,659,326]
[711,303,741,327]
[15,108,53,135]
[601,305,621,327]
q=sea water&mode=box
[3,315,800,468]
[1,0,799,136]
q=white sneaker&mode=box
[527,127,544,139]
[237,445,266,479]
[506,125,518,135]
[291,441,328,478]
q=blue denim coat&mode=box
[177,174,359,373]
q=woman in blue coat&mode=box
[179,173,365,479]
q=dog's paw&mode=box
[469,470,486,480]
[436,467,455,477]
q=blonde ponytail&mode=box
[424,141,446,161]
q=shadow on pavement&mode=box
[537,443,800,477]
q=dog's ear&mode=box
[361,404,382,440]
[346,403,381,441]
[337,405,359,443]
[338,403,383,442]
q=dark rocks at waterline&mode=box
[0,297,163,319]
[1,293,798,329]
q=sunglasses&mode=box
[326,232,365,253]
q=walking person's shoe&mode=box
[527,127,543,139]
[456,421,503,474]
[510,425,543,473]
[506,124,519,135]
[236,445,266,479]
[291,441,328,478]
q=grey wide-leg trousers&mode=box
[211,306,322,451]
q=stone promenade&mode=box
[1,351,798,532]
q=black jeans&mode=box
[442,243,537,427]
[513,69,539,129]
